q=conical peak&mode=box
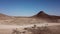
[39,11,44,13]
[37,11,46,15]
[32,11,49,18]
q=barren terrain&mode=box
[0,11,60,34]
[0,11,60,25]
[0,23,60,34]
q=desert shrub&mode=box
[12,28,21,34]
[12,25,53,34]
[24,25,52,34]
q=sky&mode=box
[0,0,60,16]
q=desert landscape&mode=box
[0,11,60,34]
[0,0,60,34]
[0,11,60,25]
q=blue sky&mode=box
[0,0,60,16]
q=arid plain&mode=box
[0,11,60,34]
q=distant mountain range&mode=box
[0,11,60,25]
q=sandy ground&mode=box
[0,23,60,34]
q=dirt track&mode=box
[0,23,60,29]
[0,23,60,34]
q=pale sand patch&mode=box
[0,29,12,34]
[0,23,60,34]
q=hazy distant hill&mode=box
[0,13,14,20]
[0,11,60,25]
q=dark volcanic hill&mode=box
[32,11,50,18]
[32,11,60,23]
[33,11,60,19]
